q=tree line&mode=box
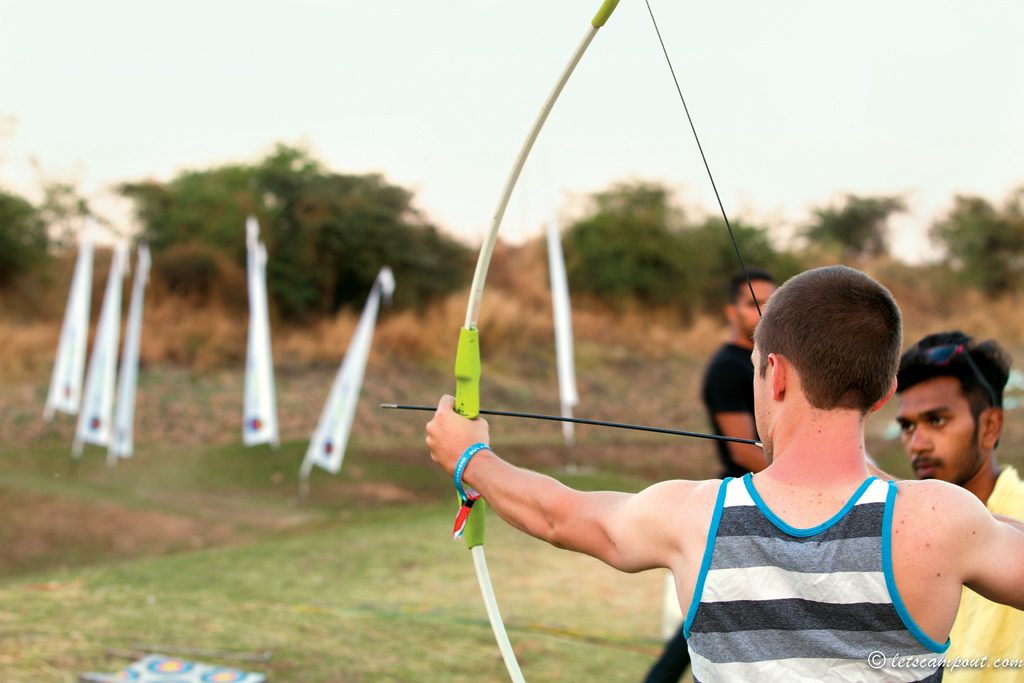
[2,145,1023,318]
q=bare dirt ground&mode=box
[0,486,239,574]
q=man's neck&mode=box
[961,453,1002,506]
[728,331,753,350]
[758,408,870,489]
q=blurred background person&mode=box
[702,269,776,478]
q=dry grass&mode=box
[0,321,60,378]
[904,290,1024,347]
[141,295,245,371]
[5,244,1024,381]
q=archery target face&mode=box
[92,654,266,683]
[202,671,248,682]
[147,657,193,674]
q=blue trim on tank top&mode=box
[742,473,878,537]
[683,477,732,639]
[882,480,951,654]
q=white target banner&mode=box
[242,217,279,448]
[108,245,151,462]
[546,216,579,447]
[44,222,95,420]
[302,267,395,476]
[73,242,128,456]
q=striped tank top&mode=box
[684,475,950,682]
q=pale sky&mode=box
[2,0,1022,261]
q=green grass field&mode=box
[0,423,678,682]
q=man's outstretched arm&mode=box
[426,395,696,573]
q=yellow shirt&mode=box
[946,465,1024,681]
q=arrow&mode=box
[382,404,761,447]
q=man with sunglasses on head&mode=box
[896,332,1024,680]
[428,266,1024,681]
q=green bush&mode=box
[931,188,1024,296]
[803,194,906,260]
[120,145,471,319]
[563,183,694,308]
[563,182,803,317]
[152,242,225,300]
[0,190,48,286]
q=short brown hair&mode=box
[753,265,902,412]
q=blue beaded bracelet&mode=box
[454,442,490,503]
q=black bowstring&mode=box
[643,0,762,318]
[381,404,761,447]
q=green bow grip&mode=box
[591,0,621,27]
[455,326,486,549]
[455,327,481,420]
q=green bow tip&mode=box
[591,0,621,28]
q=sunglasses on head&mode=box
[922,342,1000,408]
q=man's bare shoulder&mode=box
[893,478,981,508]
[634,478,724,535]
[891,478,991,538]
[890,477,1024,608]
[638,478,723,507]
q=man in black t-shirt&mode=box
[644,268,776,683]
[702,269,776,477]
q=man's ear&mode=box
[768,353,786,400]
[868,377,898,414]
[978,406,1004,451]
